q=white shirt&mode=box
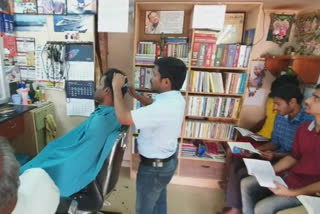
[12,168,60,214]
[131,91,185,158]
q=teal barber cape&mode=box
[20,105,122,197]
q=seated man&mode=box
[20,68,127,197]
[241,84,320,214]
[219,76,314,214]
[0,137,60,214]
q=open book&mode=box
[243,158,287,188]
[297,195,320,214]
[234,127,269,142]
[228,142,261,155]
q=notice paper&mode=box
[243,158,287,189]
[192,5,226,31]
[98,0,129,32]
[228,142,261,155]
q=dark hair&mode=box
[154,57,187,90]
[271,74,299,91]
[269,84,303,104]
[316,84,320,89]
[103,68,127,96]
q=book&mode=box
[243,158,287,188]
[297,195,320,214]
[228,141,261,154]
[234,127,268,141]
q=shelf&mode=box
[185,115,238,122]
[190,66,247,71]
[182,137,230,142]
[187,91,243,97]
[135,64,155,67]
[179,156,225,163]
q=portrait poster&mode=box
[217,13,245,44]
[37,0,66,14]
[14,0,37,14]
[67,0,96,14]
[248,60,265,88]
[267,13,295,46]
[145,11,184,34]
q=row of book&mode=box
[187,96,241,118]
[191,30,252,68]
[189,71,247,94]
[164,37,189,65]
[134,66,154,89]
[184,120,236,140]
[136,41,157,64]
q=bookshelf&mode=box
[130,2,263,188]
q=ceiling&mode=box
[135,0,320,10]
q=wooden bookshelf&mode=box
[130,1,263,189]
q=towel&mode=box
[20,105,122,197]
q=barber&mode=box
[112,57,187,214]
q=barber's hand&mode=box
[260,151,274,161]
[269,181,296,197]
[112,73,126,90]
[128,86,139,99]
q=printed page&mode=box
[234,127,268,141]
[243,158,287,188]
[228,141,261,154]
[297,195,320,214]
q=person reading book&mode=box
[241,84,320,214]
[218,75,314,214]
[20,68,127,197]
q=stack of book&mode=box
[185,120,236,140]
[136,41,157,64]
[188,96,241,119]
[134,66,154,89]
[191,31,218,67]
[181,144,197,157]
[164,37,189,65]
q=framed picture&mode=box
[295,10,320,56]
[67,0,96,15]
[14,0,37,14]
[267,13,295,46]
[37,0,66,15]
[248,60,265,88]
[145,10,184,34]
[217,13,245,44]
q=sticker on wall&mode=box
[14,15,47,32]
[64,31,80,41]
[37,0,66,14]
[67,0,96,15]
[14,0,37,14]
[53,15,92,33]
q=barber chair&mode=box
[56,126,129,214]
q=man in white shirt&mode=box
[112,57,187,214]
[0,137,59,214]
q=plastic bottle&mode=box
[21,88,29,105]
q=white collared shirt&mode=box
[131,91,185,158]
[12,168,60,214]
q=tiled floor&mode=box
[103,167,225,214]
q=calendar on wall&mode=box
[66,81,94,99]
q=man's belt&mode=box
[140,154,175,167]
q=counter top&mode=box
[0,104,37,124]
